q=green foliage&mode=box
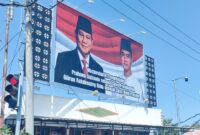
[163,118,173,126]
[0,126,31,135]
[0,125,12,135]
[161,118,179,135]
[20,128,31,135]
[163,118,177,126]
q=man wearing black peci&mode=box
[54,16,104,93]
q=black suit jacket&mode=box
[54,48,105,93]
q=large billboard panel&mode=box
[54,3,145,103]
[32,94,162,126]
[5,94,162,126]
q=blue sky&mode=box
[0,0,200,126]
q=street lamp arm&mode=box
[172,76,188,82]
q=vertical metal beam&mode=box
[172,80,182,135]
[15,61,24,135]
[172,80,180,126]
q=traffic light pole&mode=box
[25,0,34,134]
[15,61,24,135]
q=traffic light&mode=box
[4,74,19,109]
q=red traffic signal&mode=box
[4,74,19,109]
[6,74,18,86]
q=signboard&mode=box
[6,94,162,126]
[54,3,145,103]
[33,94,162,126]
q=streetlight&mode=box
[87,0,94,3]
[126,30,147,37]
[74,0,94,9]
[119,18,125,22]
[172,76,188,127]
[104,18,125,25]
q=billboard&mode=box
[54,3,145,103]
[32,94,162,126]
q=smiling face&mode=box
[120,49,132,72]
[76,29,93,58]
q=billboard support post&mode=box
[25,0,34,134]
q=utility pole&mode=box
[0,0,14,127]
[172,76,188,135]
[172,80,180,126]
[25,0,34,134]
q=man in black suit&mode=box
[55,16,104,93]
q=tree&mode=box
[161,118,178,135]
[163,119,174,126]
[0,125,12,135]
[0,126,31,135]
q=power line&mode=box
[120,0,200,55]
[101,0,200,63]
[178,113,200,125]
[191,119,200,128]
[0,31,21,52]
[50,0,64,9]
[157,78,200,126]
[8,30,23,73]
[137,0,200,48]
[157,78,200,103]
[0,29,22,84]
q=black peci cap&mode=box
[76,16,92,35]
[120,38,132,54]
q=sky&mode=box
[0,0,200,126]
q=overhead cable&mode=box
[191,119,200,128]
[138,0,200,48]
[120,0,200,55]
[176,113,200,125]
[0,31,21,52]
[157,78,200,103]
[50,0,64,9]
[8,30,23,73]
[101,0,200,63]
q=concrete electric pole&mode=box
[25,0,34,134]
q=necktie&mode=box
[82,59,88,78]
